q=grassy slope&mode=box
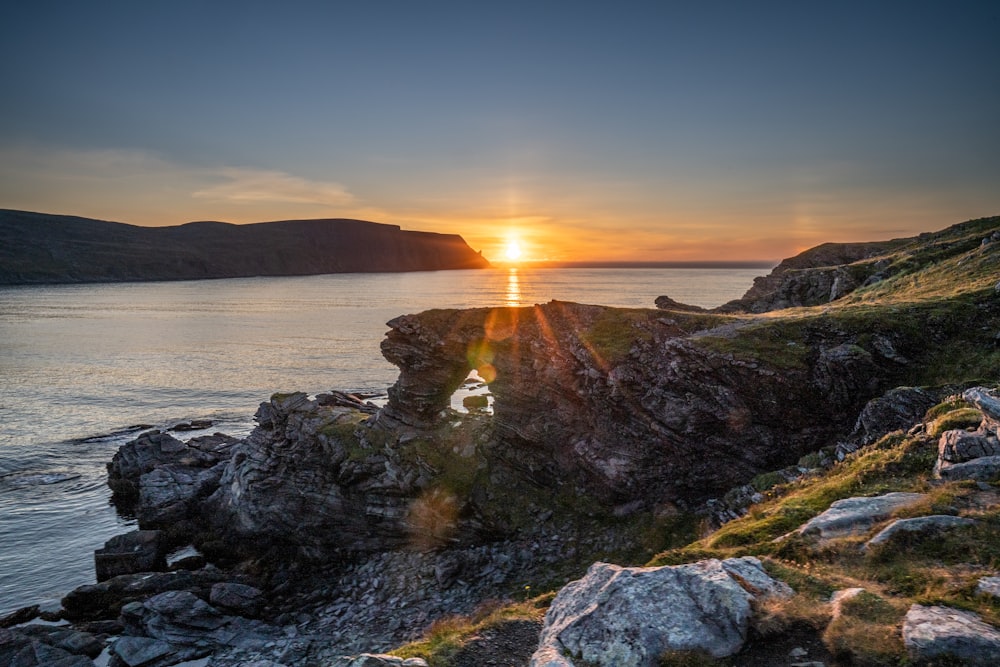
[393,217,1000,665]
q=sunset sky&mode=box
[1,2,998,262]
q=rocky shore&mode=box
[3,216,1000,666]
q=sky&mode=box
[1,1,998,263]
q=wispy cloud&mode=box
[193,168,354,206]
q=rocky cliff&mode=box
[0,209,489,284]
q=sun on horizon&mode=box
[504,240,523,261]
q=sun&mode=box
[504,241,523,261]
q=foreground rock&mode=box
[531,557,791,666]
[902,604,1000,665]
[864,515,976,549]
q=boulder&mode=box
[965,387,1000,427]
[937,455,1000,482]
[107,430,216,504]
[937,429,1000,465]
[94,530,168,582]
[108,635,180,667]
[903,604,1000,666]
[977,576,1000,599]
[864,515,976,549]
[15,625,104,658]
[530,557,791,666]
[795,492,926,540]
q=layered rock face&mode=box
[381,301,900,508]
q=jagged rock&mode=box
[138,461,226,526]
[210,582,264,617]
[849,386,941,446]
[864,515,976,549]
[902,604,1000,666]
[938,456,1000,482]
[119,590,277,656]
[108,635,179,667]
[0,627,94,667]
[94,530,168,581]
[204,393,427,556]
[938,429,1000,464]
[530,557,791,666]
[16,625,104,658]
[107,430,217,504]
[794,492,926,540]
[61,568,234,621]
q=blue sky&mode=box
[1,1,998,261]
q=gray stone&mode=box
[347,654,429,667]
[903,604,1000,665]
[138,463,224,526]
[530,557,791,666]
[110,635,177,667]
[0,627,94,667]
[95,529,167,581]
[865,515,976,549]
[977,576,1000,599]
[795,492,926,540]
[938,455,1000,482]
[850,386,940,446]
[965,387,1000,424]
[937,429,999,464]
[210,582,264,617]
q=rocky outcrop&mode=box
[903,605,1000,666]
[794,492,927,541]
[379,300,905,510]
[94,530,168,582]
[0,209,490,285]
[935,387,1000,482]
[531,557,791,666]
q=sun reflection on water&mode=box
[505,267,520,306]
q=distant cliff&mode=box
[0,209,490,284]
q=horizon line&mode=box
[496,260,777,269]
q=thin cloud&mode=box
[193,168,354,206]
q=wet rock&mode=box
[16,624,104,658]
[903,604,1000,666]
[138,461,225,526]
[865,515,976,549]
[94,530,168,582]
[0,627,95,667]
[531,557,791,666]
[107,430,217,505]
[61,568,234,621]
[0,604,39,628]
[794,492,926,540]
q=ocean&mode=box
[0,267,764,614]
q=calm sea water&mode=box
[0,267,763,614]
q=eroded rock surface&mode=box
[795,492,926,540]
[903,604,1000,666]
[530,557,791,666]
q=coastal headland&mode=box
[0,209,489,285]
[3,216,1000,666]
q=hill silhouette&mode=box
[0,209,490,284]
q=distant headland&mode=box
[0,209,491,285]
